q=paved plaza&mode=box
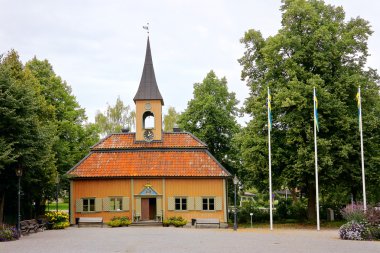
[1,227,379,253]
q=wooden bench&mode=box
[78,217,103,227]
[20,219,44,235]
[195,218,220,228]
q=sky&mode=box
[1,0,379,125]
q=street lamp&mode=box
[55,174,60,212]
[233,174,239,231]
[15,168,23,238]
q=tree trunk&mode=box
[290,188,298,203]
[0,192,4,226]
[307,184,316,221]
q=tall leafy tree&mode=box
[163,106,180,132]
[238,0,380,220]
[178,71,240,173]
[0,50,57,223]
[95,97,135,136]
[25,58,99,203]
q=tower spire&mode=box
[133,37,164,105]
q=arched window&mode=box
[143,111,155,129]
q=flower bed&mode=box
[0,225,18,241]
[339,204,380,241]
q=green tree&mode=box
[163,106,180,132]
[0,50,57,223]
[238,0,380,220]
[178,71,240,173]
[95,97,135,136]
[25,58,99,200]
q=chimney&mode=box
[173,126,182,132]
[121,127,130,133]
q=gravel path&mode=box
[1,227,379,253]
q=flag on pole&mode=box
[268,89,272,130]
[314,89,319,132]
[356,89,361,119]
[356,86,367,211]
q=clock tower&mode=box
[134,37,164,142]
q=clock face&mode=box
[144,130,154,142]
[145,103,151,110]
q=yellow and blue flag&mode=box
[314,88,319,132]
[268,88,272,131]
[356,87,361,116]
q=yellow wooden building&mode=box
[67,37,231,225]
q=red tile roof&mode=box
[68,151,229,178]
[92,132,206,150]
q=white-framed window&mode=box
[202,197,215,211]
[110,197,123,211]
[175,197,187,211]
[83,198,95,212]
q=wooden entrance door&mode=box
[141,198,149,220]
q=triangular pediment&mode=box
[139,184,158,195]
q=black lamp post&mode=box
[233,174,239,231]
[55,174,60,212]
[15,168,23,238]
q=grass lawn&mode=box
[45,202,69,211]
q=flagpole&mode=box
[268,87,273,231]
[313,87,320,231]
[358,87,367,211]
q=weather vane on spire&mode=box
[143,23,149,35]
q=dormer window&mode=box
[143,111,155,129]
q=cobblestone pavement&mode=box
[1,227,379,253]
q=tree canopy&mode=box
[178,70,241,173]
[163,106,180,132]
[0,50,99,224]
[237,0,380,219]
[95,97,135,136]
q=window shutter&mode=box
[187,197,194,211]
[156,197,162,215]
[76,199,83,213]
[103,198,110,211]
[122,197,130,211]
[167,197,175,211]
[95,198,102,212]
[135,197,141,217]
[195,197,202,210]
[215,197,222,210]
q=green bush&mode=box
[52,221,70,229]
[163,216,187,227]
[45,211,69,229]
[108,219,122,227]
[108,216,131,227]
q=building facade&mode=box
[67,37,231,224]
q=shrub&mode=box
[163,216,187,227]
[0,226,18,241]
[52,221,70,229]
[108,216,131,227]
[340,203,366,223]
[45,211,69,229]
[339,221,368,240]
[108,219,122,227]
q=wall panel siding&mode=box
[72,179,131,223]
[165,178,226,222]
